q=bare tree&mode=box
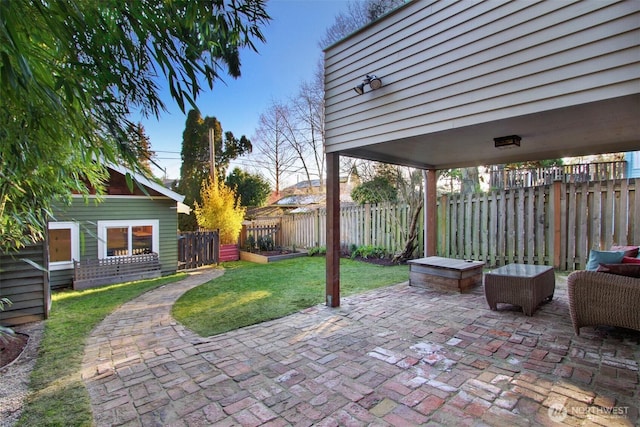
[248,0,405,196]
[460,167,481,194]
[253,102,298,196]
[279,102,315,190]
[290,62,326,190]
[391,167,424,263]
[350,162,424,262]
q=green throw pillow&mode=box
[586,250,625,271]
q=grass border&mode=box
[17,273,187,427]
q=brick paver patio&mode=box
[81,267,639,426]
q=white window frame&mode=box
[97,219,159,259]
[48,221,79,271]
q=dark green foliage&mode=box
[351,175,398,205]
[0,1,269,250]
[0,297,15,343]
[225,167,272,207]
[245,236,256,252]
[257,235,274,252]
[177,111,253,231]
[505,159,564,169]
[351,245,387,259]
[307,246,327,256]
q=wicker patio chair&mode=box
[567,270,640,335]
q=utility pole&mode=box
[209,127,215,179]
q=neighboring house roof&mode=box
[274,194,325,207]
[245,205,287,219]
[273,193,353,211]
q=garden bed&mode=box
[239,250,307,264]
[0,332,29,369]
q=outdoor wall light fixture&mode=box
[354,74,383,95]
[494,135,522,149]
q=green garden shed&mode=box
[49,163,189,289]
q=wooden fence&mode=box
[74,253,161,290]
[178,230,219,269]
[279,203,414,255]
[0,242,50,326]
[439,179,639,270]
[239,221,281,250]
[251,178,638,271]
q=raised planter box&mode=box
[240,250,307,264]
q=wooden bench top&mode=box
[408,256,485,271]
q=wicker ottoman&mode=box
[484,264,555,316]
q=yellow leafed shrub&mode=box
[195,176,245,244]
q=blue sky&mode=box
[138,0,353,180]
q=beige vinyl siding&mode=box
[0,242,50,326]
[50,196,179,288]
[324,0,640,152]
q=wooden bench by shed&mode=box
[73,253,161,290]
[408,256,485,293]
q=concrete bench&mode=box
[408,256,485,293]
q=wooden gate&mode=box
[178,230,220,269]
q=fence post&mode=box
[438,194,448,257]
[550,181,562,268]
[364,203,371,246]
[423,170,436,256]
[239,224,247,249]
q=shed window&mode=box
[49,229,71,262]
[98,220,159,258]
[106,227,129,256]
[48,222,79,270]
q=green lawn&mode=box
[173,257,409,336]
[18,273,187,427]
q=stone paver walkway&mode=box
[82,268,639,426]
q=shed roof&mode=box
[107,163,185,203]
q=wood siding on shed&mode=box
[0,242,50,326]
[324,0,640,152]
[50,196,179,288]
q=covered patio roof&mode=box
[338,94,640,170]
[324,1,639,170]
